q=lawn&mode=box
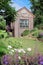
[0,37,43,55]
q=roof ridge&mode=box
[17,7,35,17]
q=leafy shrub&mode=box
[0,15,6,30]
[7,40,22,49]
[0,38,23,56]
[30,28,38,33]
[0,30,9,38]
[37,24,43,30]
[0,40,9,64]
[21,30,29,36]
[30,28,39,37]
[0,34,4,38]
[0,40,8,57]
[32,31,39,37]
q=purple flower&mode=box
[3,55,9,65]
[38,56,43,65]
[40,61,43,65]
[3,61,9,65]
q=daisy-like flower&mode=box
[18,49,21,53]
[8,45,12,49]
[20,49,26,53]
[11,50,14,52]
[14,49,18,52]
[20,49,24,51]
[27,48,31,51]
[14,48,26,53]
[18,56,21,60]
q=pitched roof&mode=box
[17,7,35,17]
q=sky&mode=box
[11,0,31,11]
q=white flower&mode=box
[22,50,26,53]
[14,49,22,53]
[20,49,24,51]
[14,49,18,51]
[9,52,13,55]
[27,48,31,51]
[18,49,21,53]
[14,48,26,53]
[8,45,12,49]
[18,56,21,59]
[11,50,14,52]
[20,49,26,53]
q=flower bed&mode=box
[1,53,43,65]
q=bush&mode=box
[32,31,39,37]
[0,40,8,57]
[0,38,23,56]
[21,30,29,36]
[0,30,9,38]
[36,24,43,30]
[30,28,39,37]
[30,28,38,33]
[0,15,6,30]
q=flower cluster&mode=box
[1,54,43,65]
[14,49,26,53]
[38,55,43,65]
[7,45,12,49]
[7,45,32,55]
[1,55,9,65]
[27,48,31,51]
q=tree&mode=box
[0,0,17,36]
[30,0,43,27]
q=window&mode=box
[20,19,29,27]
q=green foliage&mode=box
[0,0,17,37]
[30,28,43,38]
[30,28,38,32]
[0,30,9,38]
[0,38,23,58]
[0,40,8,56]
[30,0,43,27]
[0,0,17,24]
[21,30,29,36]
[30,28,39,37]
[0,15,6,30]
[32,31,39,37]
[37,24,43,30]
[0,37,43,56]
[19,60,24,65]
[7,40,22,49]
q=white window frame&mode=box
[20,19,29,28]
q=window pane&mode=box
[20,19,28,27]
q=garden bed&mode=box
[1,53,43,65]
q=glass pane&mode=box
[20,19,28,27]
